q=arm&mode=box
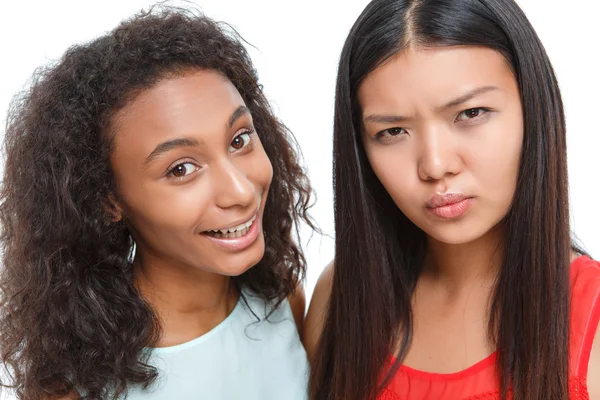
[303,261,334,362]
[589,320,600,400]
[288,282,306,335]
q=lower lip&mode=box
[201,216,261,252]
[427,198,474,219]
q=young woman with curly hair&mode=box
[0,7,312,400]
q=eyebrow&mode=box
[144,137,201,165]
[438,86,499,111]
[362,86,499,124]
[228,105,250,128]
[363,113,410,124]
[143,105,251,166]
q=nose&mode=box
[213,159,256,209]
[417,126,462,181]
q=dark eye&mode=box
[375,127,407,140]
[456,108,487,121]
[229,132,252,152]
[169,162,197,178]
[386,127,406,136]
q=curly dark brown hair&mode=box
[0,6,313,400]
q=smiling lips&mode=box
[426,193,474,219]
[204,214,257,239]
[201,211,261,252]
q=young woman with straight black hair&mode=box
[305,1,600,399]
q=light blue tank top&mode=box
[125,289,309,400]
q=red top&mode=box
[379,255,600,400]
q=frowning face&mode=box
[359,46,523,245]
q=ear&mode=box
[105,193,123,223]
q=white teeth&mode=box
[207,225,250,239]
[206,214,256,236]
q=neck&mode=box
[134,252,237,347]
[422,224,504,292]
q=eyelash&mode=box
[166,159,199,181]
[455,107,492,123]
[374,107,492,142]
[229,128,255,153]
[375,127,407,140]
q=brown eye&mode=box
[375,127,407,140]
[169,162,197,178]
[172,165,187,177]
[456,107,489,122]
[387,127,405,136]
[229,132,251,153]
[231,136,244,150]
[465,108,481,118]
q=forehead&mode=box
[358,46,517,110]
[112,69,246,150]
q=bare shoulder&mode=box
[585,256,600,400]
[288,281,306,335]
[303,261,334,362]
[588,308,600,399]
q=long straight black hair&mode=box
[310,0,571,399]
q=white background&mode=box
[0,3,598,384]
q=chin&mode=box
[219,263,255,277]
[427,224,499,245]
[222,258,258,276]
[427,232,482,245]
[216,245,265,277]
[415,218,492,245]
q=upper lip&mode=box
[426,193,472,208]
[204,209,259,232]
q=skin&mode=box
[304,261,333,363]
[590,327,600,398]
[304,46,600,397]
[108,69,303,347]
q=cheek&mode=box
[260,154,274,189]
[365,145,417,208]
[117,174,211,237]
[468,118,523,201]
[250,141,273,191]
[123,190,203,233]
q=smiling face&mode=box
[358,46,523,245]
[110,69,273,276]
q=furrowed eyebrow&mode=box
[363,114,410,124]
[363,86,498,124]
[438,86,499,111]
